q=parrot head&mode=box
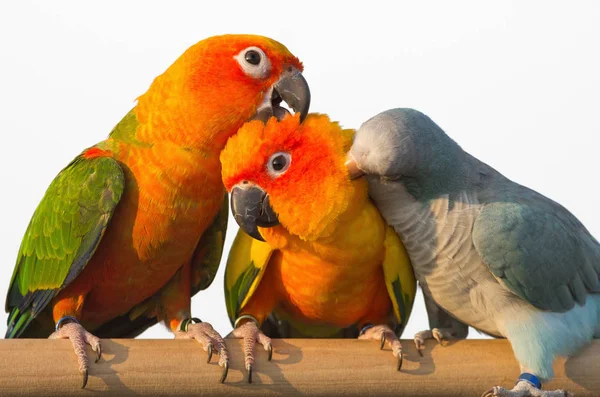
[135,34,310,148]
[221,113,367,243]
[345,108,454,180]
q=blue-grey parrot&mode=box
[345,108,599,397]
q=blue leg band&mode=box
[518,372,542,389]
[359,323,374,336]
[55,316,80,331]
[179,317,202,332]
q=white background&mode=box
[0,0,598,340]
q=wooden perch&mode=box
[0,339,598,396]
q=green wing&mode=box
[224,229,274,326]
[191,192,229,295]
[381,225,417,336]
[5,154,125,338]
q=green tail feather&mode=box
[5,308,34,338]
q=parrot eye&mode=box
[245,50,261,65]
[267,152,291,178]
[234,46,271,79]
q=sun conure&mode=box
[220,113,416,383]
[5,34,310,387]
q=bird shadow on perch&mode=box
[2,339,599,396]
[89,339,132,393]
[400,339,460,377]
[565,346,597,393]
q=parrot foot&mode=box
[227,320,272,383]
[48,321,101,389]
[481,381,572,397]
[175,321,229,383]
[413,327,453,356]
[358,324,403,371]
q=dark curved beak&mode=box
[253,67,311,123]
[230,183,280,242]
[345,152,365,180]
[274,67,311,122]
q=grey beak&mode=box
[253,67,311,123]
[230,183,280,242]
[274,67,311,122]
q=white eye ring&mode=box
[267,152,292,178]
[234,46,271,79]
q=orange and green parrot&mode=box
[220,114,416,382]
[5,34,310,387]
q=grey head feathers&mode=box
[351,108,466,179]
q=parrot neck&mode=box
[315,178,372,241]
[266,182,385,267]
[264,178,372,248]
[105,109,225,190]
[334,180,371,227]
[130,70,257,156]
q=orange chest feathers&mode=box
[74,143,224,317]
[116,142,224,262]
[263,202,392,327]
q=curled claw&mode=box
[175,321,229,383]
[359,324,404,372]
[219,362,229,384]
[397,351,403,371]
[480,390,494,397]
[228,319,272,384]
[433,329,443,344]
[95,344,102,363]
[207,343,213,363]
[49,321,101,389]
[82,369,88,389]
[415,339,424,357]
[480,383,571,397]
[413,330,434,356]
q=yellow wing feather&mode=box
[381,225,417,334]
[224,229,274,325]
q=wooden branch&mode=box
[0,339,598,396]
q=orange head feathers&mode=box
[221,113,367,241]
[133,34,310,150]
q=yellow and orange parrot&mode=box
[5,34,310,387]
[220,114,416,382]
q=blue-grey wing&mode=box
[473,185,600,312]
